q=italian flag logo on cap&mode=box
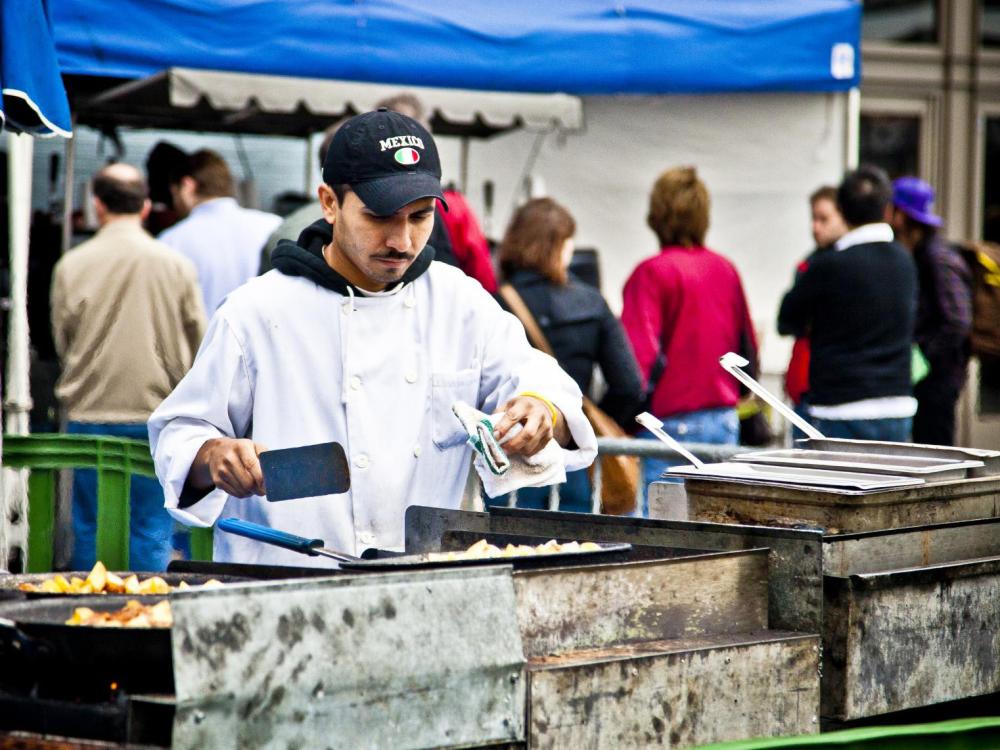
[394,147,421,166]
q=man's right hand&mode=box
[188,437,267,498]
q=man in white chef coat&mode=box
[148,108,597,565]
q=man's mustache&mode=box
[375,251,414,261]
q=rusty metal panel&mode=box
[685,475,1000,534]
[823,518,1000,576]
[405,506,823,633]
[527,632,820,748]
[823,559,1000,719]
[170,567,525,749]
[513,552,768,658]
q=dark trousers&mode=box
[913,376,961,446]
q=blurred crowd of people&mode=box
[37,93,982,568]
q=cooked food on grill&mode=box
[427,538,602,562]
[17,561,223,594]
[66,599,173,628]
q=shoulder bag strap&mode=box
[498,283,557,358]
[499,282,597,411]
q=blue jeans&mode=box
[809,417,912,443]
[68,422,174,571]
[791,397,813,442]
[484,468,593,514]
[638,406,739,516]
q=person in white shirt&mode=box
[159,149,281,313]
[148,109,597,566]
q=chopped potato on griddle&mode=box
[16,562,225,594]
[426,538,606,562]
[67,599,173,628]
[138,576,170,595]
[85,561,107,592]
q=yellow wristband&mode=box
[519,391,559,428]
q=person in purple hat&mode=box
[891,176,973,446]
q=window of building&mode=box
[859,114,921,179]
[863,0,939,43]
[980,357,1000,416]
[983,0,1000,47]
[979,117,1000,415]
[982,118,1000,243]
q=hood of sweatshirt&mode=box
[271,218,434,294]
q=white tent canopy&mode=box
[77,68,584,138]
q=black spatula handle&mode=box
[218,518,322,556]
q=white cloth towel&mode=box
[452,401,566,497]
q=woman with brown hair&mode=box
[621,166,758,514]
[494,197,643,513]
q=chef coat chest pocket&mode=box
[431,368,480,448]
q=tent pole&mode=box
[845,87,860,170]
[5,132,34,436]
[460,136,470,195]
[3,131,35,572]
[61,115,76,255]
[304,133,313,195]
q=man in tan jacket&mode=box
[52,163,206,571]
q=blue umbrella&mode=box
[1,0,71,136]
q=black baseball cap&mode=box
[322,108,447,216]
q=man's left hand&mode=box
[492,395,571,455]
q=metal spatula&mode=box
[718,352,825,440]
[635,412,705,469]
[259,441,351,501]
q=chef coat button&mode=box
[359,532,375,545]
[404,297,415,309]
[350,376,362,391]
[405,370,418,384]
[355,454,369,469]
[413,445,422,457]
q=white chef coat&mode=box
[148,262,597,566]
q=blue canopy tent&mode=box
[2,0,72,137]
[51,1,860,95]
[43,1,860,145]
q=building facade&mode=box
[861,0,1000,447]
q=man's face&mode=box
[810,197,848,248]
[170,176,198,218]
[320,187,435,291]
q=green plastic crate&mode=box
[2,433,213,571]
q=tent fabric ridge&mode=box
[168,68,583,131]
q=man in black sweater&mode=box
[778,165,918,441]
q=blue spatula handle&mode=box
[217,518,322,556]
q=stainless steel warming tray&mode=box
[665,461,924,493]
[795,438,1000,477]
[731,448,983,481]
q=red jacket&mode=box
[621,245,756,418]
[439,189,497,293]
[783,255,816,405]
[785,338,811,405]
